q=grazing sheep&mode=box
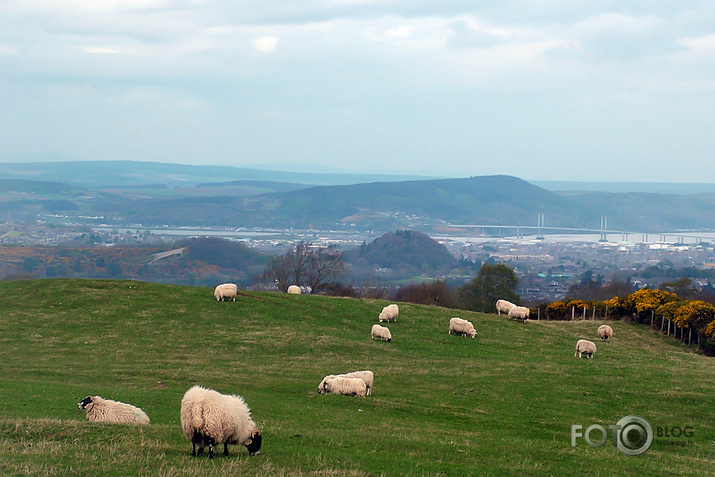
[597,324,613,342]
[448,317,477,338]
[317,370,374,396]
[77,396,150,425]
[507,306,530,323]
[287,285,301,294]
[574,339,597,359]
[214,283,238,301]
[379,304,399,322]
[371,324,392,342]
[319,376,367,397]
[180,385,262,459]
[496,299,516,315]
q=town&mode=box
[2,220,714,304]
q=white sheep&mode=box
[379,304,399,322]
[317,370,374,396]
[597,324,613,342]
[180,385,262,459]
[77,395,150,425]
[448,317,477,338]
[318,376,367,397]
[574,339,597,359]
[287,285,301,294]
[214,283,238,301]
[496,299,516,315]
[371,324,392,342]
[507,306,530,323]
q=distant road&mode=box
[149,247,186,264]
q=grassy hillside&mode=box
[0,279,713,476]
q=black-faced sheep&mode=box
[371,324,392,342]
[379,304,399,322]
[448,317,477,338]
[317,370,374,396]
[597,324,613,341]
[180,385,262,459]
[507,306,530,323]
[77,395,150,425]
[214,283,238,301]
[496,299,516,315]
[574,339,597,359]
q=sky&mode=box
[1,1,714,182]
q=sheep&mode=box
[496,299,516,315]
[77,395,150,425]
[287,285,301,294]
[378,304,399,322]
[597,324,613,342]
[574,339,597,359]
[317,370,374,396]
[214,283,238,301]
[448,317,477,338]
[507,306,530,323]
[371,324,392,342]
[318,376,367,397]
[180,385,262,459]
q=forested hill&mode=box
[101,175,589,230]
[343,230,462,280]
[2,165,715,232]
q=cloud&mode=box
[386,25,413,38]
[254,36,279,53]
[446,18,505,48]
[678,34,715,50]
[83,47,125,54]
[0,45,18,56]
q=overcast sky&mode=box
[1,1,714,182]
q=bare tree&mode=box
[263,242,346,293]
[305,245,346,294]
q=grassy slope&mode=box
[0,279,713,476]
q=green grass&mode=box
[0,279,713,476]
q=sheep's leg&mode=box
[191,442,197,457]
[208,443,215,459]
[224,443,230,456]
[196,445,204,456]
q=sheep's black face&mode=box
[78,396,93,410]
[245,431,262,456]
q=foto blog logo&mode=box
[571,415,654,456]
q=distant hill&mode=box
[2,163,715,233]
[343,230,461,281]
[0,160,436,188]
[102,175,593,230]
[534,180,715,195]
[0,237,267,287]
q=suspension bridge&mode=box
[450,214,715,244]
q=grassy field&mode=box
[0,279,713,476]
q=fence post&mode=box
[667,320,671,336]
[661,317,665,332]
[605,306,608,320]
[592,305,596,320]
[650,310,654,326]
[572,306,575,321]
[689,328,692,345]
[582,306,586,320]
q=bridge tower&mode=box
[536,213,545,240]
[599,216,608,242]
